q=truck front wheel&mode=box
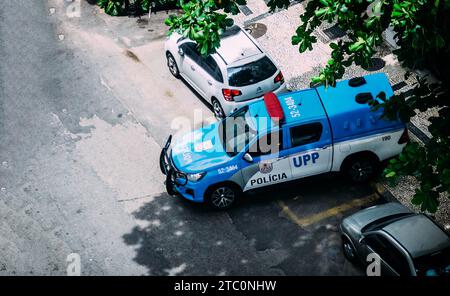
[343,155,378,183]
[205,183,240,210]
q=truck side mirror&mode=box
[178,47,184,57]
[243,153,253,163]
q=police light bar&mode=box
[264,92,284,124]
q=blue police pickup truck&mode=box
[160,73,409,209]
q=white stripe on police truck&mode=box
[243,157,292,191]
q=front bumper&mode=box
[159,136,204,203]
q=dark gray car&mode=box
[340,202,450,276]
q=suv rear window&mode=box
[227,56,277,87]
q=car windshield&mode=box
[219,107,257,156]
[227,56,277,87]
[414,246,450,276]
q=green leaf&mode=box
[224,18,234,27]
[385,171,397,178]
[411,192,424,205]
[311,76,322,84]
[315,8,329,17]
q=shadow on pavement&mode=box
[122,173,371,275]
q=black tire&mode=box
[211,98,226,120]
[342,237,358,263]
[166,52,180,78]
[165,170,177,196]
[205,183,240,210]
[343,155,378,183]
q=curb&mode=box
[370,122,432,205]
[369,181,398,204]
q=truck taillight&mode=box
[222,89,241,101]
[274,71,284,84]
[398,128,409,144]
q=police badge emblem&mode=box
[259,162,273,174]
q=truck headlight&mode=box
[187,172,206,182]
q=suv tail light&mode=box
[222,89,242,102]
[274,71,284,84]
[398,128,409,144]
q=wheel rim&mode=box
[167,55,177,75]
[343,241,356,259]
[349,161,373,182]
[213,101,224,119]
[211,187,235,208]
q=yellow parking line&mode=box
[370,181,386,195]
[278,193,380,227]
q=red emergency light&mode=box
[264,92,284,124]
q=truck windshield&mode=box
[227,56,277,87]
[219,107,257,156]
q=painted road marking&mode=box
[278,193,380,227]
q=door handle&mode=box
[190,65,195,71]
[207,80,213,86]
[314,145,329,151]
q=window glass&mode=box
[248,130,283,157]
[366,234,411,275]
[180,42,201,64]
[219,107,257,156]
[227,56,277,87]
[414,246,450,276]
[203,56,223,82]
[290,123,323,147]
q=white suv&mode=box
[164,25,287,118]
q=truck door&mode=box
[286,120,333,180]
[240,129,293,191]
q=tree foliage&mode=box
[96,0,175,16]
[165,0,235,55]
[97,0,127,16]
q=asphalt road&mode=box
[0,0,379,275]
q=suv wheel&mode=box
[212,98,225,120]
[342,237,358,263]
[166,52,180,78]
[206,184,239,210]
[344,156,378,183]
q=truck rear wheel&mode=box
[205,183,240,210]
[343,155,378,183]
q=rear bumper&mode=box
[222,82,288,115]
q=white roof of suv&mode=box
[215,26,263,65]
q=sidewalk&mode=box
[232,0,449,227]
